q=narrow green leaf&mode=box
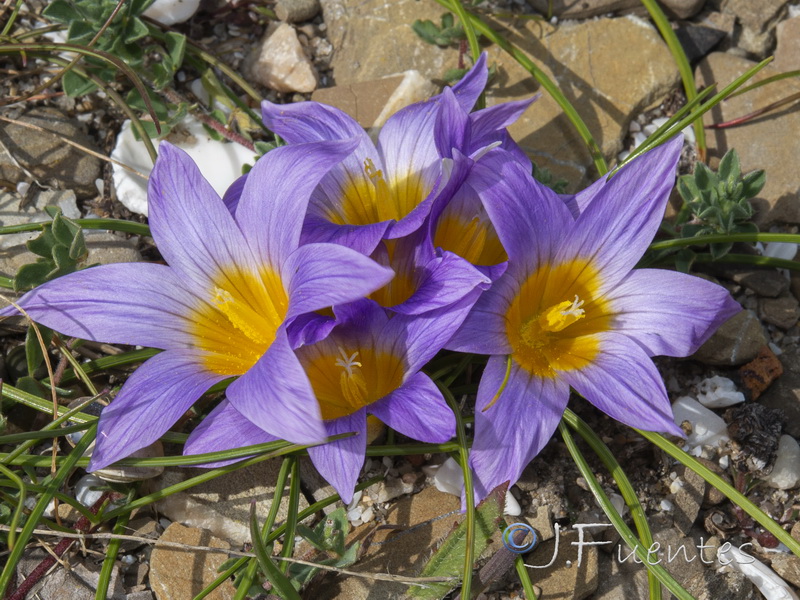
[249,502,301,600]
[166,32,186,69]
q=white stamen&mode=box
[560,295,585,317]
[335,347,362,376]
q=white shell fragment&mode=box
[763,242,799,262]
[672,396,730,449]
[142,0,201,26]
[764,435,800,490]
[696,376,746,408]
[111,116,255,216]
[75,474,107,507]
[432,457,521,515]
[718,544,800,600]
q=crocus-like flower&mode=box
[185,299,460,501]
[447,137,741,499]
[259,53,534,255]
[1,140,394,470]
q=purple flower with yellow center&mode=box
[1,140,394,470]
[447,137,741,499]
[259,54,534,255]
[185,299,458,501]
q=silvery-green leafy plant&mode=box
[677,149,765,259]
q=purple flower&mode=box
[447,137,741,499]
[259,54,534,255]
[186,299,460,502]
[1,141,394,470]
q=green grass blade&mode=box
[638,430,800,558]
[95,512,130,600]
[0,423,97,598]
[0,217,151,237]
[559,422,694,600]
[249,501,301,600]
[639,0,705,159]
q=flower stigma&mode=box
[335,346,368,408]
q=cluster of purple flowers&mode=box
[2,55,740,503]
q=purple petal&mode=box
[470,150,573,268]
[262,100,369,145]
[445,269,517,355]
[332,298,390,338]
[468,97,537,150]
[300,216,392,255]
[383,292,483,373]
[370,372,454,442]
[0,263,195,349]
[283,243,394,319]
[558,136,683,291]
[183,399,278,467]
[148,143,257,295]
[308,409,367,503]
[222,173,248,215]
[89,350,225,470]
[286,312,336,349]
[610,269,741,357]
[226,327,326,444]
[470,356,569,500]
[450,52,488,112]
[236,140,360,268]
[390,250,490,315]
[560,332,684,437]
[434,87,469,160]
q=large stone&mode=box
[525,0,640,19]
[697,53,800,227]
[721,0,790,56]
[481,16,679,189]
[149,523,236,600]
[316,486,461,599]
[153,459,309,545]
[525,528,599,600]
[245,23,317,93]
[311,71,437,130]
[692,309,767,367]
[321,0,459,84]
[0,107,101,198]
[773,16,800,73]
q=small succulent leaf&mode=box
[24,323,51,377]
[13,262,52,292]
[675,248,696,273]
[741,169,766,198]
[165,32,186,69]
[125,17,150,43]
[62,70,97,97]
[710,241,733,260]
[693,161,715,191]
[718,149,740,184]
[249,502,300,600]
[42,0,81,23]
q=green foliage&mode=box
[677,149,764,260]
[14,209,88,292]
[222,507,358,598]
[413,13,466,47]
[42,0,185,98]
[288,507,360,588]
[533,162,569,194]
[410,483,507,599]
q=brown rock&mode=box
[732,269,789,298]
[321,0,459,84]
[722,0,790,56]
[773,16,800,73]
[673,466,706,534]
[315,486,461,599]
[739,345,784,400]
[661,0,706,20]
[311,71,437,130]
[482,15,679,189]
[525,528,599,600]
[525,0,641,19]
[696,53,800,227]
[760,294,800,330]
[770,553,800,588]
[245,23,317,93]
[149,523,236,600]
[693,309,767,366]
[0,107,102,198]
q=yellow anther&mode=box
[213,286,272,345]
[538,295,586,333]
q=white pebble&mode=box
[16,182,30,197]
[696,376,745,408]
[718,544,800,600]
[764,435,800,490]
[660,499,674,511]
[763,242,798,262]
[432,457,464,497]
[74,474,106,507]
[143,0,201,25]
[672,396,730,449]
[360,506,374,523]
[669,480,684,494]
[719,455,730,469]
